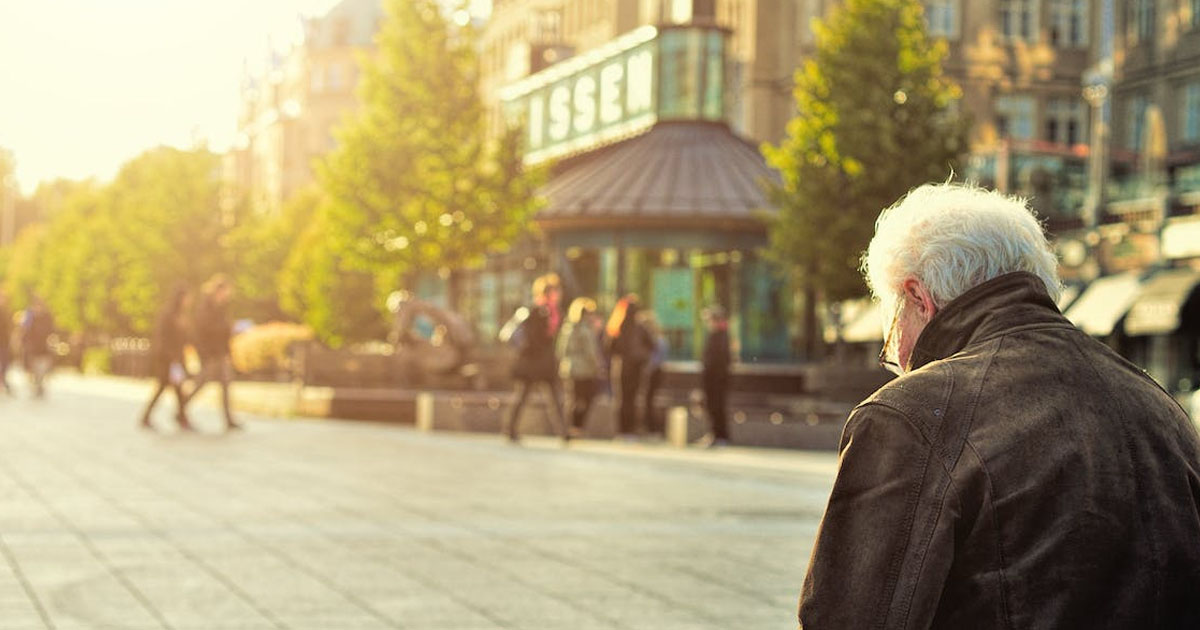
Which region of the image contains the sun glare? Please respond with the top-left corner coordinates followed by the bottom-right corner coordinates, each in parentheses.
top-left (0, 0), bottom-right (342, 194)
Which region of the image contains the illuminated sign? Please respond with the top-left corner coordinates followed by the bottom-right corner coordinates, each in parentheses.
top-left (500, 25), bottom-right (727, 165)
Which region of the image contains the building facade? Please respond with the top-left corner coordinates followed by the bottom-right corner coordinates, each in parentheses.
top-left (1055, 0), bottom-right (1200, 396)
top-left (226, 0), bottom-right (383, 214)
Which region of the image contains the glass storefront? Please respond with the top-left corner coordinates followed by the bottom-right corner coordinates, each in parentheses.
top-left (555, 235), bottom-right (791, 363)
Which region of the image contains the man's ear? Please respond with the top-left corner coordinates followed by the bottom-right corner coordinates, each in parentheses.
top-left (902, 277), bottom-right (938, 322)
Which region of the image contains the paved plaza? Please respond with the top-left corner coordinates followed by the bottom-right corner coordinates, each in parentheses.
top-left (0, 377), bottom-right (838, 629)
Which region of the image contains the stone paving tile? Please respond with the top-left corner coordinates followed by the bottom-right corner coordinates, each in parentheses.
top-left (0, 383), bottom-right (836, 629)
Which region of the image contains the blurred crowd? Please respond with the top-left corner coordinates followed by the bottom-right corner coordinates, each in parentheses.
top-left (499, 273), bottom-right (732, 447)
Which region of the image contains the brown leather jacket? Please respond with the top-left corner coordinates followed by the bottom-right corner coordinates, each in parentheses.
top-left (799, 272), bottom-right (1200, 629)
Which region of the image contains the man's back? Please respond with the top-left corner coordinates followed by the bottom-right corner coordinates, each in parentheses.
top-left (932, 321), bottom-right (1200, 628)
top-left (800, 273), bottom-right (1200, 629)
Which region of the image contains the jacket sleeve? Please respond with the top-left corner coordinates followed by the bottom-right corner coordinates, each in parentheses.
top-left (799, 403), bottom-right (955, 630)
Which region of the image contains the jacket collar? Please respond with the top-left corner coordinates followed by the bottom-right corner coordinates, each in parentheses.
top-left (908, 271), bottom-right (1066, 371)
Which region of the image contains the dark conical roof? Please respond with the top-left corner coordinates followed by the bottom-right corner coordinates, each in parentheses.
top-left (537, 122), bottom-right (779, 230)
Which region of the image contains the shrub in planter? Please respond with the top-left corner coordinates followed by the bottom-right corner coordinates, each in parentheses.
top-left (230, 322), bottom-right (314, 379)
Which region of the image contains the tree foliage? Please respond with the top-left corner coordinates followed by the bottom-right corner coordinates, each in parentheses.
top-left (1, 147), bottom-right (231, 337)
top-left (277, 195), bottom-right (385, 348)
top-left (318, 0), bottom-right (542, 285)
top-left (763, 0), bottom-right (967, 306)
top-left (1, 0), bottom-right (542, 352)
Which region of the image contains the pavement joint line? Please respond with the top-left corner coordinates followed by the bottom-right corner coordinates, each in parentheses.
top-left (208, 438), bottom-right (619, 630)
top-left (112, 427), bottom-right (525, 630)
top-left (0, 532), bottom-right (56, 630)
top-left (666, 562), bottom-right (784, 609)
top-left (1, 388), bottom-right (824, 628)
top-left (48, 429), bottom-right (406, 630)
top-left (221, 429), bottom-right (693, 629)
top-left (0, 435), bottom-right (175, 630)
top-left (273, 445), bottom-right (727, 628)
top-left (203, 464), bottom-right (516, 630)
top-left (11, 432), bottom-right (290, 630)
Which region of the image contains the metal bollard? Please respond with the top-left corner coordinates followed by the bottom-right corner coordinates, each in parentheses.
top-left (416, 392), bottom-right (435, 432)
top-left (667, 406), bottom-right (689, 448)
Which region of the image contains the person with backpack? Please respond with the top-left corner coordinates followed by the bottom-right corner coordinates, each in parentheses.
top-left (501, 303), bottom-right (569, 444)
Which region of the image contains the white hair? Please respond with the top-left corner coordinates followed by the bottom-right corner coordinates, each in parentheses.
top-left (863, 182), bottom-right (1062, 313)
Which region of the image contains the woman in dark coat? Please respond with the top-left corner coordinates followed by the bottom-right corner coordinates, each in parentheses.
top-left (502, 305), bottom-right (569, 443)
top-left (139, 287), bottom-right (194, 430)
top-left (608, 296), bottom-right (654, 439)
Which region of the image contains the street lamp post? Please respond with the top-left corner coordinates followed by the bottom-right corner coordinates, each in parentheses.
top-left (1082, 81), bottom-right (1108, 233)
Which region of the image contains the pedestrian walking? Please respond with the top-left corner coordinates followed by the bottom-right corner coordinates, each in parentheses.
top-left (607, 295), bottom-right (654, 440)
top-left (21, 297), bottom-right (55, 399)
top-left (696, 305), bottom-right (731, 448)
top-left (501, 303), bottom-right (569, 444)
top-left (0, 292), bottom-right (13, 396)
top-left (558, 297), bottom-right (605, 437)
top-left (639, 310), bottom-right (668, 437)
top-left (531, 273), bottom-right (564, 336)
top-left (798, 183), bottom-right (1200, 629)
top-left (139, 287), bottom-right (194, 431)
top-left (182, 275), bottom-right (242, 431)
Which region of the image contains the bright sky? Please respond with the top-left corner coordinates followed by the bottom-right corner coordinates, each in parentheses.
top-left (0, 0), bottom-right (348, 194)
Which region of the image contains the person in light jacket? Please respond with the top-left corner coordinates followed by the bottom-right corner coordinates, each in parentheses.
top-left (558, 297), bottom-right (605, 437)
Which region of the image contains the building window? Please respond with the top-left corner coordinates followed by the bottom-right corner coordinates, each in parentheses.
top-left (1128, 0), bottom-right (1154, 43)
top-left (1049, 0), bottom-right (1087, 47)
top-left (1045, 97), bottom-right (1087, 146)
top-left (995, 95), bottom-right (1036, 141)
top-left (1126, 94), bottom-right (1149, 151)
top-left (1184, 82), bottom-right (1200, 143)
top-left (924, 0), bottom-right (960, 39)
top-left (999, 0), bottom-right (1039, 42)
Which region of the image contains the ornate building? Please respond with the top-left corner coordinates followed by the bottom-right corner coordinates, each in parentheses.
top-left (226, 0), bottom-right (383, 213)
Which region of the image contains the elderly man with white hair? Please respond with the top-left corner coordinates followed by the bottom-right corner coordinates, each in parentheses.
top-left (798, 183), bottom-right (1200, 629)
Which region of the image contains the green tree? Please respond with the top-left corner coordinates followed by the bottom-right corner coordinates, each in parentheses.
top-left (1, 148), bottom-right (232, 340)
top-left (226, 185), bottom-right (321, 322)
top-left (763, 0), bottom-right (967, 358)
top-left (105, 147), bottom-right (229, 331)
top-left (278, 203), bottom-right (385, 347)
top-left (2, 223), bottom-right (45, 309)
top-left (317, 0), bottom-right (542, 309)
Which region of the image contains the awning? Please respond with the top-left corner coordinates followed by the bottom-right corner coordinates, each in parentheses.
top-left (1123, 268), bottom-right (1200, 336)
top-left (1064, 272), bottom-right (1143, 336)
